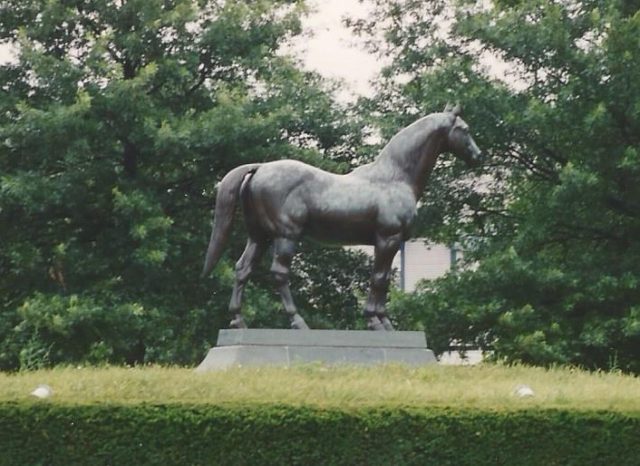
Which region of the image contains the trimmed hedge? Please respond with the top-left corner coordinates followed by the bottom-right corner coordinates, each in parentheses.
top-left (0, 403), bottom-right (638, 465)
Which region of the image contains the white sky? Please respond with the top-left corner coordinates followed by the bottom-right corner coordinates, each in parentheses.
top-left (292, 0), bottom-right (380, 99)
top-left (0, 44), bottom-right (13, 65)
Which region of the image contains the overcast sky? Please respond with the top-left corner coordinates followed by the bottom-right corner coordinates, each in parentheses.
top-left (292, 0), bottom-right (380, 99)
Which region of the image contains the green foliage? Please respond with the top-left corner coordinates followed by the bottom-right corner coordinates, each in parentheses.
top-left (290, 245), bottom-right (372, 330)
top-left (354, 0), bottom-right (640, 371)
top-left (0, 402), bottom-right (638, 465)
top-left (0, 0), bottom-right (370, 369)
top-left (2, 365), bottom-right (639, 462)
top-left (4, 364), bottom-right (640, 411)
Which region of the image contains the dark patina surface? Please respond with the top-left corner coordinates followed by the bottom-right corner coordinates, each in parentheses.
top-left (203, 104), bottom-right (482, 330)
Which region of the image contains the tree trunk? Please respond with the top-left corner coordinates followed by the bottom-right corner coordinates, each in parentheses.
top-left (122, 139), bottom-right (138, 178)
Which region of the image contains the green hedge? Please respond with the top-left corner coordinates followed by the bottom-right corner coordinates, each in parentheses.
top-left (1, 403), bottom-right (638, 465)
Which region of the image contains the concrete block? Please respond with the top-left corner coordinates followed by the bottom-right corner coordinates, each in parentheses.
top-left (196, 329), bottom-right (436, 371)
top-left (216, 329), bottom-right (428, 348)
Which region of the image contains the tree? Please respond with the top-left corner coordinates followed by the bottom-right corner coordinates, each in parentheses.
top-left (0, 0), bottom-right (370, 369)
top-left (352, 0), bottom-right (640, 371)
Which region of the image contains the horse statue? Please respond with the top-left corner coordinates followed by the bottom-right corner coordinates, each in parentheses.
top-left (202, 104), bottom-right (482, 330)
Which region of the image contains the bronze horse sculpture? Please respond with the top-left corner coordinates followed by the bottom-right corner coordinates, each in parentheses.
top-left (202, 104), bottom-right (482, 330)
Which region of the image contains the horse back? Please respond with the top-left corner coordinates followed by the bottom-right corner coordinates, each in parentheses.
top-left (245, 159), bottom-right (416, 243)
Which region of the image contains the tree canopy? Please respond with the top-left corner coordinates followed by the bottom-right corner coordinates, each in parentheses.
top-left (0, 0), bottom-right (371, 369)
top-left (2, 0), bottom-right (639, 373)
top-left (354, 0), bottom-right (640, 371)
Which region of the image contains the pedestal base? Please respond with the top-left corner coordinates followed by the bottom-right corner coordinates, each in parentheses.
top-left (196, 329), bottom-right (436, 371)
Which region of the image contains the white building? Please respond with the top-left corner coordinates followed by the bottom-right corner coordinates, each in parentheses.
top-left (397, 241), bottom-right (460, 292)
top-left (352, 240), bottom-right (460, 292)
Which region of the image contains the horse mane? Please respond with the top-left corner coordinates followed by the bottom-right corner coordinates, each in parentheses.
top-left (347, 111), bottom-right (454, 183)
top-left (376, 113), bottom-right (452, 168)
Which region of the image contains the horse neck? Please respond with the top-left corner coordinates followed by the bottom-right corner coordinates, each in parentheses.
top-left (370, 114), bottom-right (450, 196)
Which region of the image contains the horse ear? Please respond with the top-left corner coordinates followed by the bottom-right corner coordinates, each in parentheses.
top-left (443, 102), bottom-right (453, 112)
top-left (451, 103), bottom-right (462, 116)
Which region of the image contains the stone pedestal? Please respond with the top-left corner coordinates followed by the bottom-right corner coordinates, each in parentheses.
top-left (196, 329), bottom-right (436, 371)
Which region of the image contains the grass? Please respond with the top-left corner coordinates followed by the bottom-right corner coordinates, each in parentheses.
top-left (1, 363), bottom-right (639, 412)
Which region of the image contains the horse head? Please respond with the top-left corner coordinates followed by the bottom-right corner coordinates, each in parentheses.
top-left (443, 103), bottom-right (483, 167)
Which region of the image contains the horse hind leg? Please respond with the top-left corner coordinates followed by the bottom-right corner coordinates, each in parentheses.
top-left (271, 238), bottom-right (309, 330)
top-left (228, 238), bottom-right (267, 329)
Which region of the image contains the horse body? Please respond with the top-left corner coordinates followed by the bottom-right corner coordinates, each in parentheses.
top-left (203, 105), bottom-right (482, 330)
top-left (246, 159), bottom-right (417, 245)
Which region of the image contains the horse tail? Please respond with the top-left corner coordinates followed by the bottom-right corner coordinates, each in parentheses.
top-left (201, 163), bottom-right (261, 277)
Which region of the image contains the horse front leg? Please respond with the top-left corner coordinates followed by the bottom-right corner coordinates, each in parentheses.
top-left (271, 238), bottom-right (309, 330)
top-left (228, 238), bottom-right (267, 329)
top-left (364, 233), bottom-right (402, 331)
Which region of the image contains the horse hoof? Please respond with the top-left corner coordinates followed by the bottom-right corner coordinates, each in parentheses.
top-left (367, 318), bottom-right (385, 331)
top-left (380, 317), bottom-right (395, 331)
top-left (230, 316), bottom-right (248, 329)
top-left (290, 315), bottom-right (309, 330)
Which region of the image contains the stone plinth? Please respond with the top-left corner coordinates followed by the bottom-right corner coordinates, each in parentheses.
top-left (196, 329), bottom-right (436, 371)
